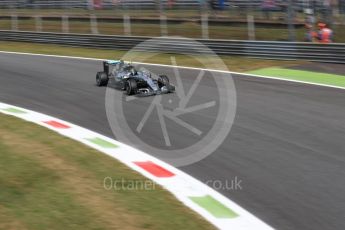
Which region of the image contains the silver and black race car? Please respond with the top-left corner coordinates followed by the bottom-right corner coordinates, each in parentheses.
top-left (96, 60), bottom-right (175, 96)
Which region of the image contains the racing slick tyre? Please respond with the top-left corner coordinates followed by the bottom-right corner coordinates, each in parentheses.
top-left (96, 72), bottom-right (108, 87)
top-left (158, 75), bottom-right (174, 93)
top-left (125, 78), bottom-right (137, 95)
top-left (158, 75), bottom-right (169, 87)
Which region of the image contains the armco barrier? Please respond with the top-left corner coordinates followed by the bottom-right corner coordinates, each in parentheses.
top-left (0, 30), bottom-right (344, 63)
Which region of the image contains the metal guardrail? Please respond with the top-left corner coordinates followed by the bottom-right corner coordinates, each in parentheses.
top-left (0, 30), bottom-right (344, 63)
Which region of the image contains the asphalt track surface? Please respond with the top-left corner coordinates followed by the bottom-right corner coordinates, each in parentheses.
top-left (0, 53), bottom-right (344, 230)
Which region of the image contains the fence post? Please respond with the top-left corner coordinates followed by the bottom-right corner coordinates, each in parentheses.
top-left (62, 15), bottom-right (69, 33)
top-left (35, 15), bottom-right (42, 32)
top-left (160, 14), bottom-right (168, 36)
top-left (201, 13), bottom-right (209, 39)
top-left (11, 14), bottom-right (18, 31)
top-left (123, 14), bottom-right (131, 36)
top-left (90, 14), bottom-right (99, 34)
top-left (287, 0), bottom-right (296, 41)
top-left (247, 15), bottom-right (255, 40)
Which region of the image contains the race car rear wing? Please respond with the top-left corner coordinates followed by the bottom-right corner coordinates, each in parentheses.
top-left (105, 60), bottom-right (123, 65)
top-left (103, 60), bottom-right (124, 75)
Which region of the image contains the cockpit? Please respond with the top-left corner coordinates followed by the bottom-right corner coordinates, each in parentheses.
top-left (123, 65), bottom-right (137, 76)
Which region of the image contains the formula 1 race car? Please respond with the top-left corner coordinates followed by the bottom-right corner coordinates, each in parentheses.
top-left (96, 60), bottom-right (175, 96)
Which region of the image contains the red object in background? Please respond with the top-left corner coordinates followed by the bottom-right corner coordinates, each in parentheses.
top-left (167, 0), bottom-right (175, 8)
top-left (93, 0), bottom-right (103, 9)
top-left (319, 28), bottom-right (333, 43)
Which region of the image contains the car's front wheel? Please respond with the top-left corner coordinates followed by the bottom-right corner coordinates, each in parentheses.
top-left (158, 75), bottom-right (174, 93)
top-left (158, 75), bottom-right (169, 87)
top-left (125, 78), bottom-right (137, 95)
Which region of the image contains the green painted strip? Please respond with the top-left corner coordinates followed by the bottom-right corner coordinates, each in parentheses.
top-left (85, 137), bottom-right (118, 148)
top-left (247, 68), bottom-right (345, 88)
top-left (2, 107), bottom-right (27, 114)
top-left (189, 195), bottom-right (238, 218)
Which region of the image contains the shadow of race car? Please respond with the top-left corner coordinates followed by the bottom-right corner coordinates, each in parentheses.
top-left (96, 60), bottom-right (175, 96)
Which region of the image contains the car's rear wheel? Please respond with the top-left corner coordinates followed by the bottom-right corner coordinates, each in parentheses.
top-left (96, 72), bottom-right (109, 87)
top-left (125, 78), bottom-right (137, 95)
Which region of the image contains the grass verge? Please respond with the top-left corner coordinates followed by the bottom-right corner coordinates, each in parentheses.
top-left (0, 113), bottom-right (215, 230)
top-left (248, 67), bottom-right (345, 88)
top-left (0, 41), bottom-right (303, 72)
